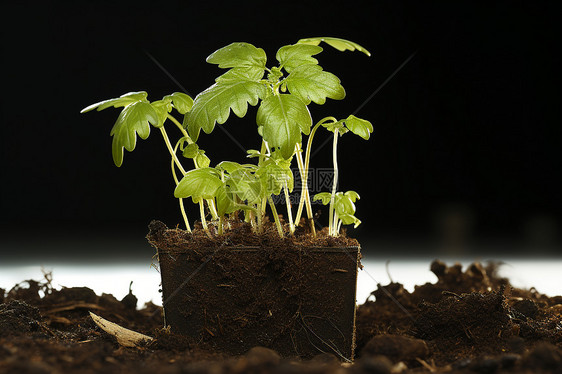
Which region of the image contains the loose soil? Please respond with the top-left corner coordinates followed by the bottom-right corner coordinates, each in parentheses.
top-left (1, 224), bottom-right (561, 373)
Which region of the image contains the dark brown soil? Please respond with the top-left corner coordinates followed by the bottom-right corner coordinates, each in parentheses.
top-left (1, 227), bottom-right (561, 373)
top-left (148, 220), bottom-right (360, 360)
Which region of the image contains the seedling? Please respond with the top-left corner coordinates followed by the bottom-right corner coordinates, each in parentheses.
top-left (82, 37), bottom-right (373, 237)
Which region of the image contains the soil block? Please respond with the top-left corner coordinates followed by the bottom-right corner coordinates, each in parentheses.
top-left (148, 220), bottom-right (361, 361)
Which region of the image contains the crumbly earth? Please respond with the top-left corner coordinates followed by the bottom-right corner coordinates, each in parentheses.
top-left (1, 254), bottom-right (561, 373)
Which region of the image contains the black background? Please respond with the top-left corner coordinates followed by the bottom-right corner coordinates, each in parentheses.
top-left (1, 1), bottom-right (560, 256)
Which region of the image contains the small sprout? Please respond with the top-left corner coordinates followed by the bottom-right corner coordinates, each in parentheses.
top-left (83, 37), bottom-right (373, 238)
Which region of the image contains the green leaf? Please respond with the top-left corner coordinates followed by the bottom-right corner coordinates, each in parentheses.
top-left (109, 101), bottom-right (159, 167)
top-left (276, 44), bottom-right (323, 73)
top-left (256, 161), bottom-right (292, 196)
top-left (174, 167), bottom-right (222, 203)
top-left (216, 161), bottom-right (244, 174)
top-left (81, 91), bottom-right (148, 113)
top-left (313, 192), bottom-right (332, 205)
top-left (334, 193), bottom-right (356, 216)
top-left (182, 143), bottom-right (199, 158)
top-left (284, 64), bottom-right (345, 105)
top-left (256, 94), bottom-right (312, 159)
top-left (195, 151), bottom-right (210, 168)
top-left (226, 168), bottom-right (262, 204)
top-left (150, 99), bottom-right (172, 128)
top-left (344, 190), bottom-right (360, 202)
top-left (215, 185), bottom-right (257, 216)
top-left (339, 213), bottom-right (362, 228)
top-left (186, 80), bottom-right (267, 140)
top-left (344, 115), bottom-right (373, 140)
top-left (323, 120), bottom-right (348, 134)
top-left (207, 42), bottom-right (267, 81)
top-left (297, 37), bottom-right (371, 57)
top-left (246, 149), bottom-right (261, 158)
top-left (164, 92), bottom-right (193, 114)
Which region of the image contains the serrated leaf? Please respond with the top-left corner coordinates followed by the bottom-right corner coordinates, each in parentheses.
top-left (344, 115), bottom-right (373, 140)
top-left (207, 42), bottom-right (267, 81)
top-left (164, 92), bottom-right (193, 114)
top-left (313, 192), bottom-right (332, 205)
top-left (81, 91), bottom-right (148, 113)
top-left (276, 44), bottom-right (323, 73)
top-left (297, 37), bottom-right (371, 57)
top-left (256, 94), bottom-right (312, 159)
top-left (185, 80), bottom-right (267, 140)
top-left (174, 168), bottom-right (222, 203)
top-left (284, 65), bottom-right (345, 105)
top-left (182, 143), bottom-right (199, 158)
top-left (109, 101), bottom-right (159, 167)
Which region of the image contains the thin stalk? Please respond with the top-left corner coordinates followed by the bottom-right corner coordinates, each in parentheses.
top-left (294, 145), bottom-right (307, 223)
top-left (257, 198), bottom-right (266, 234)
top-left (283, 183), bottom-right (295, 234)
top-left (166, 114), bottom-right (191, 141)
top-left (218, 215), bottom-right (224, 235)
top-left (160, 127), bottom-right (186, 175)
top-left (199, 200), bottom-right (211, 237)
top-left (165, 116), bottom-right (220, 218)
top-left (206, 199), bottom-right (219, 220)
top-left (329, 128), bottom-right (340, 236)
top-left (268, 196), bottom-right (284, 237)
top-left (248, 209), bottom-right (257, 233)
top-left (295, 117), bottom-right (337, 230)
top-left (294, 145), bottom-right (316, 236)
top-left (171, 137), bottom-right (191, 231)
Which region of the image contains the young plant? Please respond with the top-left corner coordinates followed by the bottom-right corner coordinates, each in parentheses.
top-left (82, 37), bottom-right (373, 238)
top-left (309, 115), bottom-right (373, 235)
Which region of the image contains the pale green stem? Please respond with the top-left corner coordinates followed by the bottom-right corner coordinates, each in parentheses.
top-left (337, 217), bottom-right (343, 234)
top-left (218, 215), bottom-right (224, 235)
top-left (166, 115), bottom-right (220, 217)
top-left (268, 196), bottom-right (284, 237)
top-left (294, 145), bottom-right (316, 237)
top-left (283, 183), bottom-right (295, 234)
top-left (248, 209), bottom-right (257, 233)
top-left (199, 200), bottom-right (211, 237)
top-left (206, 199), bottom-right (219, 220)
top-left (295, 117), bottom-right (338, 234)
top-left (166, 114), bottom-right (191, 141)
top-left (160, 127), bottom-right (186, 175)
top-left (294, 144), bottom-right (307, 223)
top-left (329, 128), bottom-right (339, 236)
top-left (171, 135), bottom-right (191, 232)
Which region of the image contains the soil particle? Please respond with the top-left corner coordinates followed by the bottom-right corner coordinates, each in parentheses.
top-left (414, 290), bottom-right (510, 343)
top-left (354, 356), bottom-right (393, 374)
top-left (360, 334), bottom-right (429, 363)
top-left (521, 342), bottom-right (562, 371)
top-left (512, 298), bottom-right (538, 319)
top-left (0, 300), bottom-right (42, 336)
